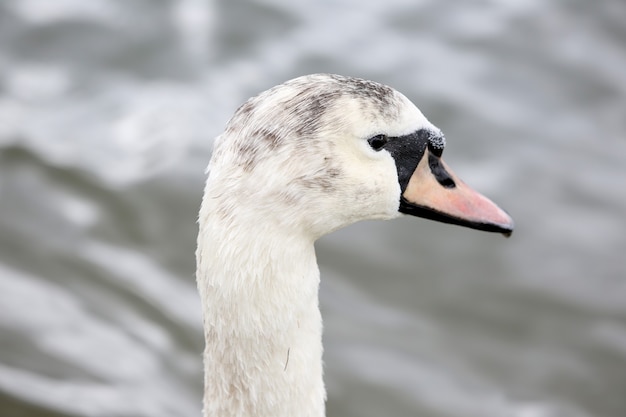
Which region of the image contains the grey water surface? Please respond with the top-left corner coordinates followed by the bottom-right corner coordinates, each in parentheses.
top-left (1, 1), bottom-right (625, 416)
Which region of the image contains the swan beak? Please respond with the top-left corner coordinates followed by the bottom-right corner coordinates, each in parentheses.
top-left (399, 151), bottom-right (514, 237)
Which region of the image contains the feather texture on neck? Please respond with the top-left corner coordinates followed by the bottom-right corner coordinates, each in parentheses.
top-left (197, 176), bottom-right (326, 417)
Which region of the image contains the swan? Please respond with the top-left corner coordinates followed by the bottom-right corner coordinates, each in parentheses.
top-left (196, 73), bottom-right (513, 417)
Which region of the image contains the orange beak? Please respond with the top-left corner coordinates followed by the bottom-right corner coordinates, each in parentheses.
top-left (400, 150), bottom-right (514, 237)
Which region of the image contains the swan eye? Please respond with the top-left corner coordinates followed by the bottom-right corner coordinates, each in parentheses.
top-left (367, 134), bottom-right (389, 151)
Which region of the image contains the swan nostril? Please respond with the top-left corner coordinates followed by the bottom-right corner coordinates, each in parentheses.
top-left (428, 153), bottom-right (456, 188)
top-left (439, 176), bottom-right (456, 188)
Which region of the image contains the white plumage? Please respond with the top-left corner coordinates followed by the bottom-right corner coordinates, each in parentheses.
top-left (196, 74), bottom-right (513, 417)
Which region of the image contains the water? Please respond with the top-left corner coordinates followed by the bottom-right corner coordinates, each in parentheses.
top-left (1, 0), bottom-right (625, 416)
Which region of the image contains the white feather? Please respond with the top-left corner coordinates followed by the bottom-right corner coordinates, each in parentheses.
top-left (196, 74), bottom-right (437, 417)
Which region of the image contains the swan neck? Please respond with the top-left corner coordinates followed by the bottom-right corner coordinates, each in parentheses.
top-left (196, 212), bottom-right (325, 417)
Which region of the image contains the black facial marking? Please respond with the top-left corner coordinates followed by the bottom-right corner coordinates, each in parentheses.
top-left (380, 129), bottom-right (433, 192)
top-left (428, 153), bottom-right (456, 188)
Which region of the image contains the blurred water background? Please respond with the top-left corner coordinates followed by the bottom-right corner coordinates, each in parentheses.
top-left (1, 0), bottom-right (625, 416)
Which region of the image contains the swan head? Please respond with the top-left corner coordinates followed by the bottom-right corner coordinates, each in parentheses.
top-left (205, 74), bottom-right (513, 239)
